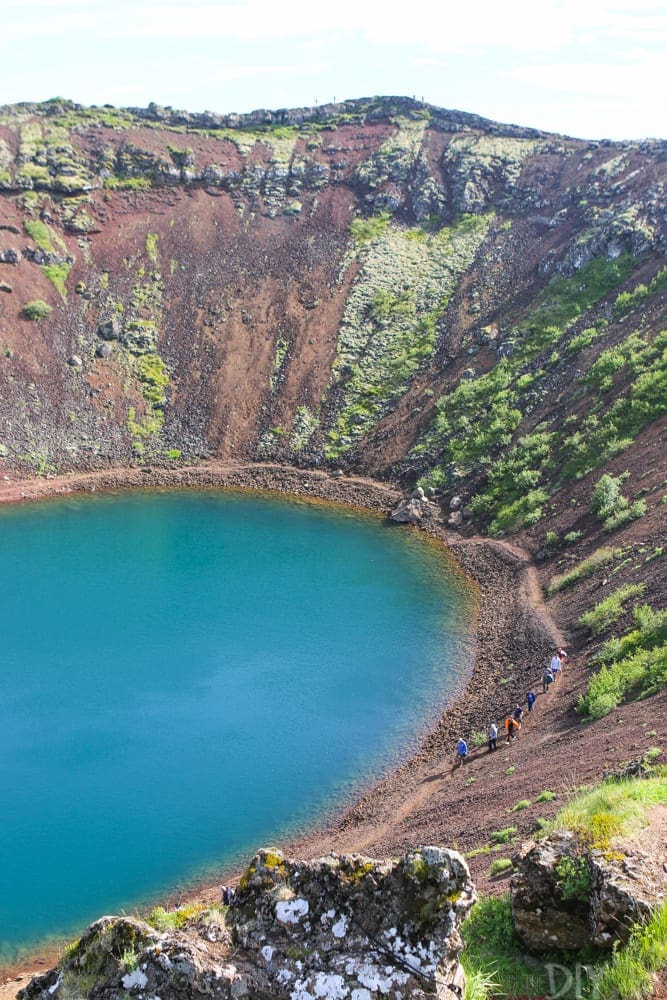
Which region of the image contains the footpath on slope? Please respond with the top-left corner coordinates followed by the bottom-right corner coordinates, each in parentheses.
top-left (1, 462), bottom-right (665, 997)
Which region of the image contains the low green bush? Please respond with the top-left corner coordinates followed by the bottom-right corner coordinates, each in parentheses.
top-left (535, 789), bottom-right (557, 803)
top-left (489, 858), bottom-right (513, 876)
top-left (554, 854), bottom-right (591, 901)
top-left (148, 903), bottom-right (209, 930)
top-left (22, 299), bottom-right (52, 320)
top-left (578, 602), bottom-right (667, 718)
top-left (579, 584), bottom-right (646, 635)
top-left (592, 472), bottom-right (630, 522)
top-left (489, 826), bottom-right (517, 845)
top-left (603, 500), bottom-right (646, 532)
top-left (348, 212), bottom-right (391, 244)
top-left (547, 547), bottom-right (622, 595)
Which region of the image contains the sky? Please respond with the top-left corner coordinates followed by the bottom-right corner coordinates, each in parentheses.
top-left (1, 0), bottom-right (665, 141)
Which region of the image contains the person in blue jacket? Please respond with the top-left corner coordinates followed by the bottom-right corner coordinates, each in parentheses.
top-left (455, 737), bottom-right (469, 766)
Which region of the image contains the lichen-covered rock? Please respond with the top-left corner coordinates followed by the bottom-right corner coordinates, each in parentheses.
top-left (510, 831), bottom-right (667, 953)
top-left (588, 847), bottom-right (666, 947)
top-left (20, 847), bottom-right (475, 1000)
top-left (510, 832), bottom-right (591, 951)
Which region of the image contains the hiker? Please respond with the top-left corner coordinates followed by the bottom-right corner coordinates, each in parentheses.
top-left (505, 716), bottom-right (520, 743)
top-left (526, 690), bottom-right (536, 713)
top-left (488, 721), bottom-right (498, 752)
top-left (559, 647), bottom-right (568, 666)
top-left (221, 885), bottom-right (235, 906)
top-left (550, 650), bottom-right (562, 680)
top-left (455, 737), bottom-right (468, 766)
top-left (543, 667), bottom-right (554, 693)
top-left (513, 703), bottom-right (524, 723)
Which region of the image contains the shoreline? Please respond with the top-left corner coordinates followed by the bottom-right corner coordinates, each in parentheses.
top-left (0, 462), bottom-right (560, 990)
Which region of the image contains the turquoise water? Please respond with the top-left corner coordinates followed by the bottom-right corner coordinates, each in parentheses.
top-left (0, 490), bottom-right (472, 960)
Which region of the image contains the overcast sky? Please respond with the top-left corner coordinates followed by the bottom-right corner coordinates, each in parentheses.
top-left (2, 0), bottom-right (665, 141)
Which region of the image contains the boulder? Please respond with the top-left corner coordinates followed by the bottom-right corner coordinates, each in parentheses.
top-left (391, 496), bottom-right (434, 524)
top-left (510, 832), bottom-right (591, 952)
top-left (511, 829), bottom-right (667, 953)
top-left (0, 247), bottom-right (20, 264)
top-left (589, 848), bottom-right (664, 947)
top-left (97, 316), bottom-right (121, 341)
top-left (20, 847), bottom-right (476, 1000)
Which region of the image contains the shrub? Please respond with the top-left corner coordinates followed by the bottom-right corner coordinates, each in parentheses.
top-left (148, 903), bottom-right (208, 930)
top-left (592, 472), bottom-right (629, 522)
top-left (579, 583), bottom-right (646, 635)
top-left (547, 546), bottom-right (621, 594)
top-left (489, 488), bottom-right (549, 534)
top-left (578, 601), bottom-right (667, 718)
top-left (43, 262), bottom-right (71, 298)
top-left (597, 605), bottom-right (667, 664)
top-left (554, 854), bottom-right (591, 902)
top-left (612, 266), bottom-right (667, 317)
top-left (490, 858), bottom-right (513, 876)
top-left (511, 799), bottom-right (532, 812)
top-left (489, 826), bottom-right (517, 845)
top-left (22, 299), bottom-right (52, 320)
top-left (349, 212), bottom-right (391, 244)
top-left (568, 327), bottom-right (600, 353)
top-left (603, 499), bottom-right (646, 532)
top-left (535, 789), bottom-right (556, 803)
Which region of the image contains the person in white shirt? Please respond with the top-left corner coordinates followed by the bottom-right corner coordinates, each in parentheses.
top-left (550, 651), bottom-right (562, 679)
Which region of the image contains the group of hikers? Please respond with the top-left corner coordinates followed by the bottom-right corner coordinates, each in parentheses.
top-left (455, 648), bottom-right (567, 766)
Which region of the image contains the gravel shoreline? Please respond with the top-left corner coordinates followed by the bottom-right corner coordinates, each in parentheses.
top-left (0, 462), bottom-right (561, 989)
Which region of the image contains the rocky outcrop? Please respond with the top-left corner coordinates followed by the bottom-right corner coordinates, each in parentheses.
top-left (510, 832), bottom-right (591, 951)
top-left (510, 830), bottom-right (666, 952)
top-left (20, 846), bottom-right (475, 1000)
top-left (391, 488), bottom-right (439, 525)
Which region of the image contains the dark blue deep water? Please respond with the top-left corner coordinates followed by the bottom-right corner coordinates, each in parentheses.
top-left (0, 490), bottom-right (473, 960)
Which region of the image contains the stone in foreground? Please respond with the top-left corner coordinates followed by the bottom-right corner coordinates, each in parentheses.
top-left (20, 846), bottom-right (475, 999)
top-left (510, 830), bottom-right (666, 952)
